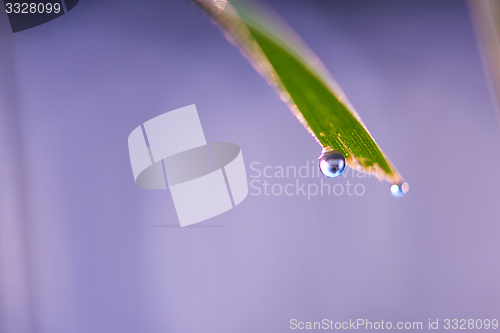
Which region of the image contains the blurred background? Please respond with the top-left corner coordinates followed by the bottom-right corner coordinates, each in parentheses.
top-left (1, 0), bottom-right (499, 332)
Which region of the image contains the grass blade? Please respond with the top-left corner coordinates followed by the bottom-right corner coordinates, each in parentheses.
top-left (193, 0), bottom-right (404, 185)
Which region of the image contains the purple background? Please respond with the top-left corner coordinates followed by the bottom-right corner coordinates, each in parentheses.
top-left (1, 0), bottom-right (499, 332)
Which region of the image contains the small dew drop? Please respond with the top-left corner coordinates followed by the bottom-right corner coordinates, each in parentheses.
top-left (280, 91), bottom-right (291, 102)
top-left (214, 0), bottom-right (227, 12)
top-left (391, 182), bottom-right (409, 198)
top-left (319, 150), bottom-right (346, 178)
top-left (319, 132), bottom-right (326, 137)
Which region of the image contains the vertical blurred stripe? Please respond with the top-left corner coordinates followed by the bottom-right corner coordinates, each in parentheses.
top-left (0, 15), bottom-right (77, 333)
top-left (468, 0), bottom-right (500, 125)
top-left (0, 20), bottom-right (35, 333)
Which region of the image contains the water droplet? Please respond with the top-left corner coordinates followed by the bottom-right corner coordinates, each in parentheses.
top-left (280, 91), bottom-right (291, 102)
top-left (390, 182), bottom-right (409, 198)
top-left (319, 132), bottom-right (326, 137)
top-left (319, 150), bottom-right (346, 178)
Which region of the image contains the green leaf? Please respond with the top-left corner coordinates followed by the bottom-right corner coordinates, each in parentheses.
top-left (192, 0), bottom-right (404, 185)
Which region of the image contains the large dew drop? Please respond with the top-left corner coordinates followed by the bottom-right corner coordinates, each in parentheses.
top-left (319, 150), bottom-right (346, 178)
top-left (391, 182), bottom-right (409, 198)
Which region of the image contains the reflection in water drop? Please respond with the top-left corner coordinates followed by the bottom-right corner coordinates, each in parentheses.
top-left (391, 182), bottom-right (409, 198)
top-left (319, 150), bottom-right (346, 178)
